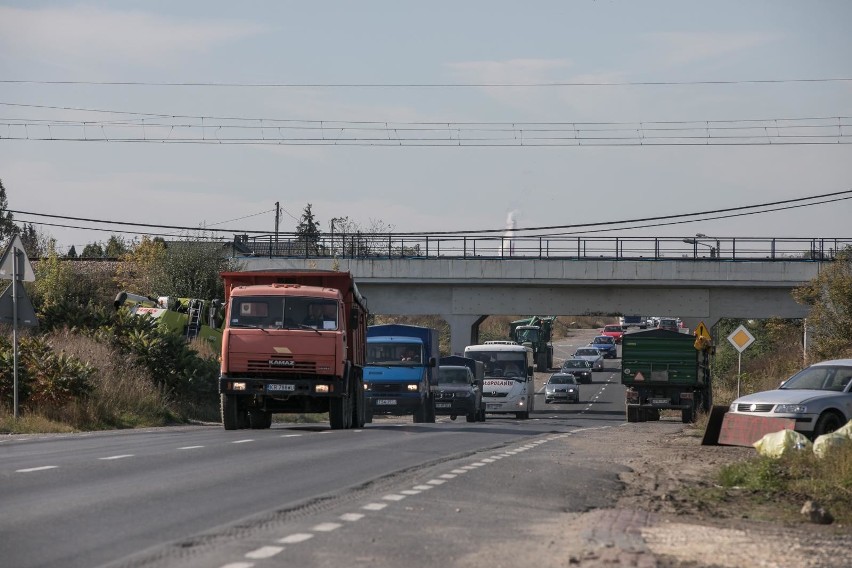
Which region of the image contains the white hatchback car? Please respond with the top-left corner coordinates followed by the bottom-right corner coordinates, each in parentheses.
top-left (728, 359), bottom-right (852, 438)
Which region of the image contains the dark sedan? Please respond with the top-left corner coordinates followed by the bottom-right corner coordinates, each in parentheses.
top-left (560, 358), bottom-right (594, 384)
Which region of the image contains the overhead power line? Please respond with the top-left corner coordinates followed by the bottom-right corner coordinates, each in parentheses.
top-left (10, 188), bottom-right (852, 238)
top-left (2, 78), bottom-right (851, 88)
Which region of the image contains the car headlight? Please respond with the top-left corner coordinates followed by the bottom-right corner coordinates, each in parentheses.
top-left (729, 402), bottom-right (737, 412)
top-left (407, 384), bottom-right (419, 392)
top-left (774, 404), bottom-right (807, 414)
top-left (568, 388), bottom-right (575, 393)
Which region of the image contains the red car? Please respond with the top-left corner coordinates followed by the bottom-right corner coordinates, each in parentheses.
top-left (600, 324), bottom-right (624, 344)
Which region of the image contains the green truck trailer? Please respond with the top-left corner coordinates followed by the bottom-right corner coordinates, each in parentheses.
top-left (621, 329), bottom-right (712, 423)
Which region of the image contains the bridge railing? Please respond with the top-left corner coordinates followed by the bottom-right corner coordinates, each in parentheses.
top-left (232, 234), bottom-right (850, 261)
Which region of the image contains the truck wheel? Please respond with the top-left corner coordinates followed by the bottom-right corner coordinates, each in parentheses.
top-left (329, 397), bottom-right (351, 429)
top-left (221, 394), bottom-right (240, 430)
top-left (547, 347), bottom-right (554, 371)
top-left (626, 404), bottom-right (639, 423)
top-left (426, 397), bottom-right (436, 423)
top-left (248, 409), bottom-right (271, 429)
top-left (412, 405), bottom-right (425, 423)
top-left (479, 405), bottom-right (487, 422)
top-left (814, 411), bottom-right (845, 437)
top-left (354, 383), bottom-right (366, 428)
top-left (515, 411), bottom-right (530, 419)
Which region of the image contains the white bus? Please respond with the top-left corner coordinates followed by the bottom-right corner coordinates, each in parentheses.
top-left (464, 342), bottom-right (535, 419)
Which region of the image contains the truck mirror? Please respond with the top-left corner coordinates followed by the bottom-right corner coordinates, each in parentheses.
top-left (527, 366), bottom-right (534, 376)
top-left (429, 357), bottom-right (437, 368)
top-left (349, 307), bottom-right (359, 328)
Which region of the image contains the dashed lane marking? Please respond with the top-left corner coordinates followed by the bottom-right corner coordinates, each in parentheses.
top-left (178, 446), bottom-right (204, 450)
top-left (245, 546), bottom-right (284, 560)
top-left (362, 503), bottom-right (388, 511)
top-left (99, 455), bottom-right (134, 460)
top-left (277, 533), bottom-right (313, 544)
top-left (382, 494), bottom-right (406, 501)
top-left (231, 440), bottom-right (254, 444)
top-left (312, 522), bottom-right (342, 532)
top-left (339, 513), bottom-right (364, 522)
top-left (16, 466), bottom-right (58, 473)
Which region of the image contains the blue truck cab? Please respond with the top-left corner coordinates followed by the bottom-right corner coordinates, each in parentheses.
top-left (364, 324), bottom-right (439, 423)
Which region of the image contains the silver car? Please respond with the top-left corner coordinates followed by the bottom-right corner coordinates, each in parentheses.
top-left (544, 373), bottom-right (581, 404)
top-left (728, 359), bottom-right (852, 438)
top-left (573, 347), bottom-right (604, 372)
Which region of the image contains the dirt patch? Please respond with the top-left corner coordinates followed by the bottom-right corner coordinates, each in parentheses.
top-left (562, 420), bottom-right (852, 567)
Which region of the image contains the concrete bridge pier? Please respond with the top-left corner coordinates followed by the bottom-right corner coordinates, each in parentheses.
top-left (443, 314), bottom-right (487, 355)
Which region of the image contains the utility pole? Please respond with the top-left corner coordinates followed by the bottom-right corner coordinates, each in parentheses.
top-left (274, 202), bottom-right (280, 254)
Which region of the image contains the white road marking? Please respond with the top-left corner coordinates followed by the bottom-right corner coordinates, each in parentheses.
top-left (245, 546), bottom-right (284, 559)
top-left (451, 469), bottom-right (468, 474)
top-left (99, 454), bottom-right (134, 460)
top-left (412, 485), bottom-right (433, 490)
top-left (220, 563), bottom-right (254, 568)
top-left (400, 489), bottom-right (422, 495)
top-left (278, 533), bottom-right (313, 544)
top-left (383, 494), bottom-right (406, 501)
top-left (340, 513), bottom-right (365, 522)
top-left (427, 479), bottom-right (447, 485)
top-left (313, 522), bottom-right (342, 532)
top-left (439, 473), bottom-right (457, 479)
top-left (280, 434), bottom-right (301, 438)
top-left (178, 446), bottom-right (204, 450)
top-left (232, 439), bottom-right (253, 444)
top-left (481, 458), bottom-right (495, 463)
top-left (16, 466), bottom-right (58, 473)
top-left (363, 503), bottom-right (388, 511)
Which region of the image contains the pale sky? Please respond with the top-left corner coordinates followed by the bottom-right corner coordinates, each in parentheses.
top-left (1, 1), bottom-right (851, 254)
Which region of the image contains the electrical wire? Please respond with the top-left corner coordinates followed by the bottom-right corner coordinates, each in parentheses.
top-left (9, 188), bottom-right (852, 238)
top-left (2, 78), bottom-right (851, 88)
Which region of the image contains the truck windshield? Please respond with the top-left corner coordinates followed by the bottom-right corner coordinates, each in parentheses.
top-left (516, 328), bottom-right (540, 343)
top-left (229, 296), bottom-right (338, 330)
top-left (367, 342), bottom-right (423, 365)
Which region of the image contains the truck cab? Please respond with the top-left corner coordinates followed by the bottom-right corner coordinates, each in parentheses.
top-left (364, 324), bottom-right (439, 423)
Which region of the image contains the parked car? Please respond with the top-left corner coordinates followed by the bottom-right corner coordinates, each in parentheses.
top-left (600, 324), bottom-right (625, 344)
top-left (590, 335), bottom-right (618, 359)
top-left (560, 359), bottom-right (594, 384)
top-left (544, 373), bottom-right (581, 404)
top-left (727, 359), bottom-right (852, 439)
top-left (433, 365), bottom-right (485, 423)
top-left (572, 347), bottom-right (605, 371)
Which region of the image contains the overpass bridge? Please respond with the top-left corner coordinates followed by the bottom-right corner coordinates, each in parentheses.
top-left (230, 234), bottom-right (833, 354)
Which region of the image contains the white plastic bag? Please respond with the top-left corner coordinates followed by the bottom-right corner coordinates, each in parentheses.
top-left (813, 431), bottom-right (852, 459)
top-left (753, 429), bottom-right (813, 458)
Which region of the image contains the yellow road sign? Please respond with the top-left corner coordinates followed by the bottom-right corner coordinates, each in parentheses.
top-left (694, 321), bottom-right (712, 341)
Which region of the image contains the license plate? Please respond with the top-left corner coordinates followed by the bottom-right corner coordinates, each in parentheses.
top-left (487, 403), bottom-right (501, 409)
top-left (375, 399), bottom-right (397, 405)
top-left (436, 402), bottom-right (451, 408)
top-left (267, 384), bottom-right (295, 392)
top-left (650, 398), bottom-right (669, 405)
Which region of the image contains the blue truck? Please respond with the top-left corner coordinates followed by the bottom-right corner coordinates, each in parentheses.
top-left (364, 324), bottom-right (439, 423)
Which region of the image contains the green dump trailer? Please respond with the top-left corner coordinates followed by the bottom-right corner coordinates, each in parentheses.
top-left (621, 329), bottom-right (712, 423)
top-left (508, 316), bottom-right (556, 371)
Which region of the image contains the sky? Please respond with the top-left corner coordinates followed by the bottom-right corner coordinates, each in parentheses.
top-left (0, 1), bottom-right (851, 254)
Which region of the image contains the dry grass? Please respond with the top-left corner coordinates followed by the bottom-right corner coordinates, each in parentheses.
top-left (2, 329), bottom-right (179, 433)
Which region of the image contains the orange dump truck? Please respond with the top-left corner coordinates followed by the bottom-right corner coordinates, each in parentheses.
top-left (218, 270), bottom-right (368, 430)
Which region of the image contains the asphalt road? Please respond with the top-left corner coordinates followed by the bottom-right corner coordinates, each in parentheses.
top-left (0, 329), bottom-right (628, 568)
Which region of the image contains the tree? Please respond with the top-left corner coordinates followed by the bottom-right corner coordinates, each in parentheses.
top-left (0, 178), bottom-right (19, 243)
top-left (116, 236), bottom-right (167, 295)
top-left (296, 203), bottom-right (321, 255)
top-left (81, 242), bottom-right (105, 258)
top-left (66, 245), bottom-right (78, 259)
top-left (19, 222), bottom-right (51, 258)
top-left (149, 233), bottom-right (231, 299)
top-left (104, 235), bottom-right (128, 258)
top-left (793, 248), bottom-right (852, 360)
